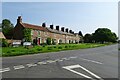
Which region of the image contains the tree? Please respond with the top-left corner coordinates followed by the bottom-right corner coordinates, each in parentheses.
top-left (23, 28), bottom-right (32, 42)
top-left (2, 19), bottom-right (14, 39)
top-left (83, 33), bottom-right (93, 43)
top-left (78, 31), bottom-right (83, 37)
top-left (93, 28), bottom-right (117, 43)
top-left (2, 39), bottom-right (8, 47)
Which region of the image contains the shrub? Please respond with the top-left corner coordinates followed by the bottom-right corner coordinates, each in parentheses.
top-left (11, 49), bottom-right (15, 52)
top-left (47, 47), bottom-right (52, 50)
top-left (7, 51), bottom-right (11, 53)
top-left (65, 46), bottom-right (68, 48)
top-left (52, 39), bottom-right (56, 45)
top-left (37, 48), bottom-right (42, 51)
top-left (41, 43), bottom-right (47, 47)
top-left (58, 46), bottom-right (62, 49)
top-left (54, 46), bottom-right (56, 48)
top-left (46, 38), bottom-right (52, 45)
top-left (2, 39), bottom-right (8, 47)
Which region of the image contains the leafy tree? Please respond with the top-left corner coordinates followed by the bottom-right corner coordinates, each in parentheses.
top-left (2, 39), bottom-right (8, 47)
top-left (93, 28), bottom-right (117, 43)
top-left (78, 31), bottom-right (83, 37)
top-left (83, 34), bottom-right (93, 43)
top-left (23, 28), bottom-right (32, 42)
top-left (2, 19), bottom-right (14, 39)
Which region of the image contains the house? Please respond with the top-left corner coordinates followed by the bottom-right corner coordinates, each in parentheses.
top-left (13, 16), bottom-right (81, 45)
top-left (0, 28), bottom-right (6, 39)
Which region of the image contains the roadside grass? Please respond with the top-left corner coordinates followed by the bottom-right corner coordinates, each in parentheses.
top-left (1, 43), bottom-right (111, 57)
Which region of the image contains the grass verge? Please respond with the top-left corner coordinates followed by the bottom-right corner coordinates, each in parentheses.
top-left (1, 43), bottom-right (112, 57)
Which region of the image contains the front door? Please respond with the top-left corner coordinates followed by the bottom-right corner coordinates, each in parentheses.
top-left (38, 38), bottom-right (40, 45)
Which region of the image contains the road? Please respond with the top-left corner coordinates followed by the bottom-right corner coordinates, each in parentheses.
top-left (1, 44), bottom-right (118, 80)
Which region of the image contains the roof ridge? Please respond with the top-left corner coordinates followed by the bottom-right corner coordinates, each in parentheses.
top-left (20, 22), bottom-right (47, 31)
top-left (22, 22), bottom-right (42, 27)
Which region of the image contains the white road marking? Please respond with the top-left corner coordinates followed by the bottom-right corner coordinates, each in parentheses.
top-left (80, 58), bottom-right (103, 64)
top-left (26, 63), bottom-right (37, 67)
top-left (46, 60), bottom-right (56, 63)
top-left (62, 58), bottom-right (68, 60)
top-left (63, 65), bottom-right (93, 79)
top-left (69, 56), bottom-right (77, 59)
top-left (62, 58), bottom-right (70, 60)
top-left (63, 64), bottom-right (103, 80)
top-left (78, 64), bottom-right (104, 80)
top-left (59, 59), bottom-right (63, 62)
top-left (37, 61), bottom-right (47, 65)
top-left (14, 65), bottom-right (25, 70)
top-left (0, 68), bottom-right (10, 73)
top-left (55, 59), bottom-right (61, 62)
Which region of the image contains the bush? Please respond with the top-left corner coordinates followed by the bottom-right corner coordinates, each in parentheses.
top-left (58, 46), bottom-right (62, 49)
top-left (52, 39), bottom-right (56, 45)
top-left (65, 46), bottom-right (68, 48)
top-left (2, 39), bottom-right (8, 47)
top-left (54, 46), bottom-right (56, 48)
top-left (47, 47), bottom-right (52, 50)
top-left (46, 38), bottom-right (52, 45)
top-left (41, 43), bottom-right (47, 47)
top-left (37, 48), bottom-right (42, 51)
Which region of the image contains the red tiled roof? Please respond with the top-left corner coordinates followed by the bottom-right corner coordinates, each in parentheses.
top-left (21, 23), bottom-right (48, 31)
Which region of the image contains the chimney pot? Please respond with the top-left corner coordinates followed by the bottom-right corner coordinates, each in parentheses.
top-left (69, 30), bottom-right (72, 33)
top-left (66, 28), bottom-right (68, 33)
top-left (42, 23), bottom-right (46, 27)
top-left (50, 25), bottom-right (54, 29)
top-left (56, 26), bottom-right (59, 30)
top-left (61, 27), bottom-right (64, 32)
top-left (17, 16), bottom-right (22, 23)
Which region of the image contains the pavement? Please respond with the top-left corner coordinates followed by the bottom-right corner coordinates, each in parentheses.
top-left (1, 44), bottom-right (119, 80)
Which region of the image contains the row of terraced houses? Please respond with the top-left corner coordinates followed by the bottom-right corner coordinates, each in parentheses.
top-left (13, 16), bottom-right (82, 45)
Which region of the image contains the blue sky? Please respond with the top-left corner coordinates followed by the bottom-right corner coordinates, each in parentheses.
top-left (2, 2), bottom-right (118, 35)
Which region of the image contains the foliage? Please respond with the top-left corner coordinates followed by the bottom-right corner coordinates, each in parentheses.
top-left (83, 34), bottom-right (93, 43)
top-left (92, 28), bottom-right (118, 43)
top-left (52, 39), bottom-right (56, 45)
top-left (78, 31), bottom-right (83, 37)
top-left (23, 28), bottom-right (32, 42)
top-left (46, 38), bottom-right (51, 45)
top-left (2, 19), bottom-right (14, 39)
top-left (2, 39), bottom-right (8, 47)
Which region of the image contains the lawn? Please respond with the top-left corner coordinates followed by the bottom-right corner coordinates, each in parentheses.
top-left (1, 43), bottom-right (109, 57)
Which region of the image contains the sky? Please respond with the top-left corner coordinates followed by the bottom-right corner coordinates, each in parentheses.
top-left (2, 2), bottom-right (118, 36)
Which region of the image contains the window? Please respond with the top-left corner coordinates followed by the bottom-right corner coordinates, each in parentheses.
top-left (38, 31), bottom-right (40, 35)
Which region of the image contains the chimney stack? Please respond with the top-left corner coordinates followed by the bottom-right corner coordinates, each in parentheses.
top-left (61, 27), bottom-right (64, 32)
top-left (42, 23), bottom-right (46, 27)
top-left (66, 28), bottom-right (68, 33)
top-left (69, 30), bottom-right (72, 33)
top-left (17, 16), bottom-right (22, 23)
top-left (50, 25), bottom-right (54, 29)
top-left (72, 31), bottom-right (74, 34)
top-left (56, 26), bottom-right (59, 30)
